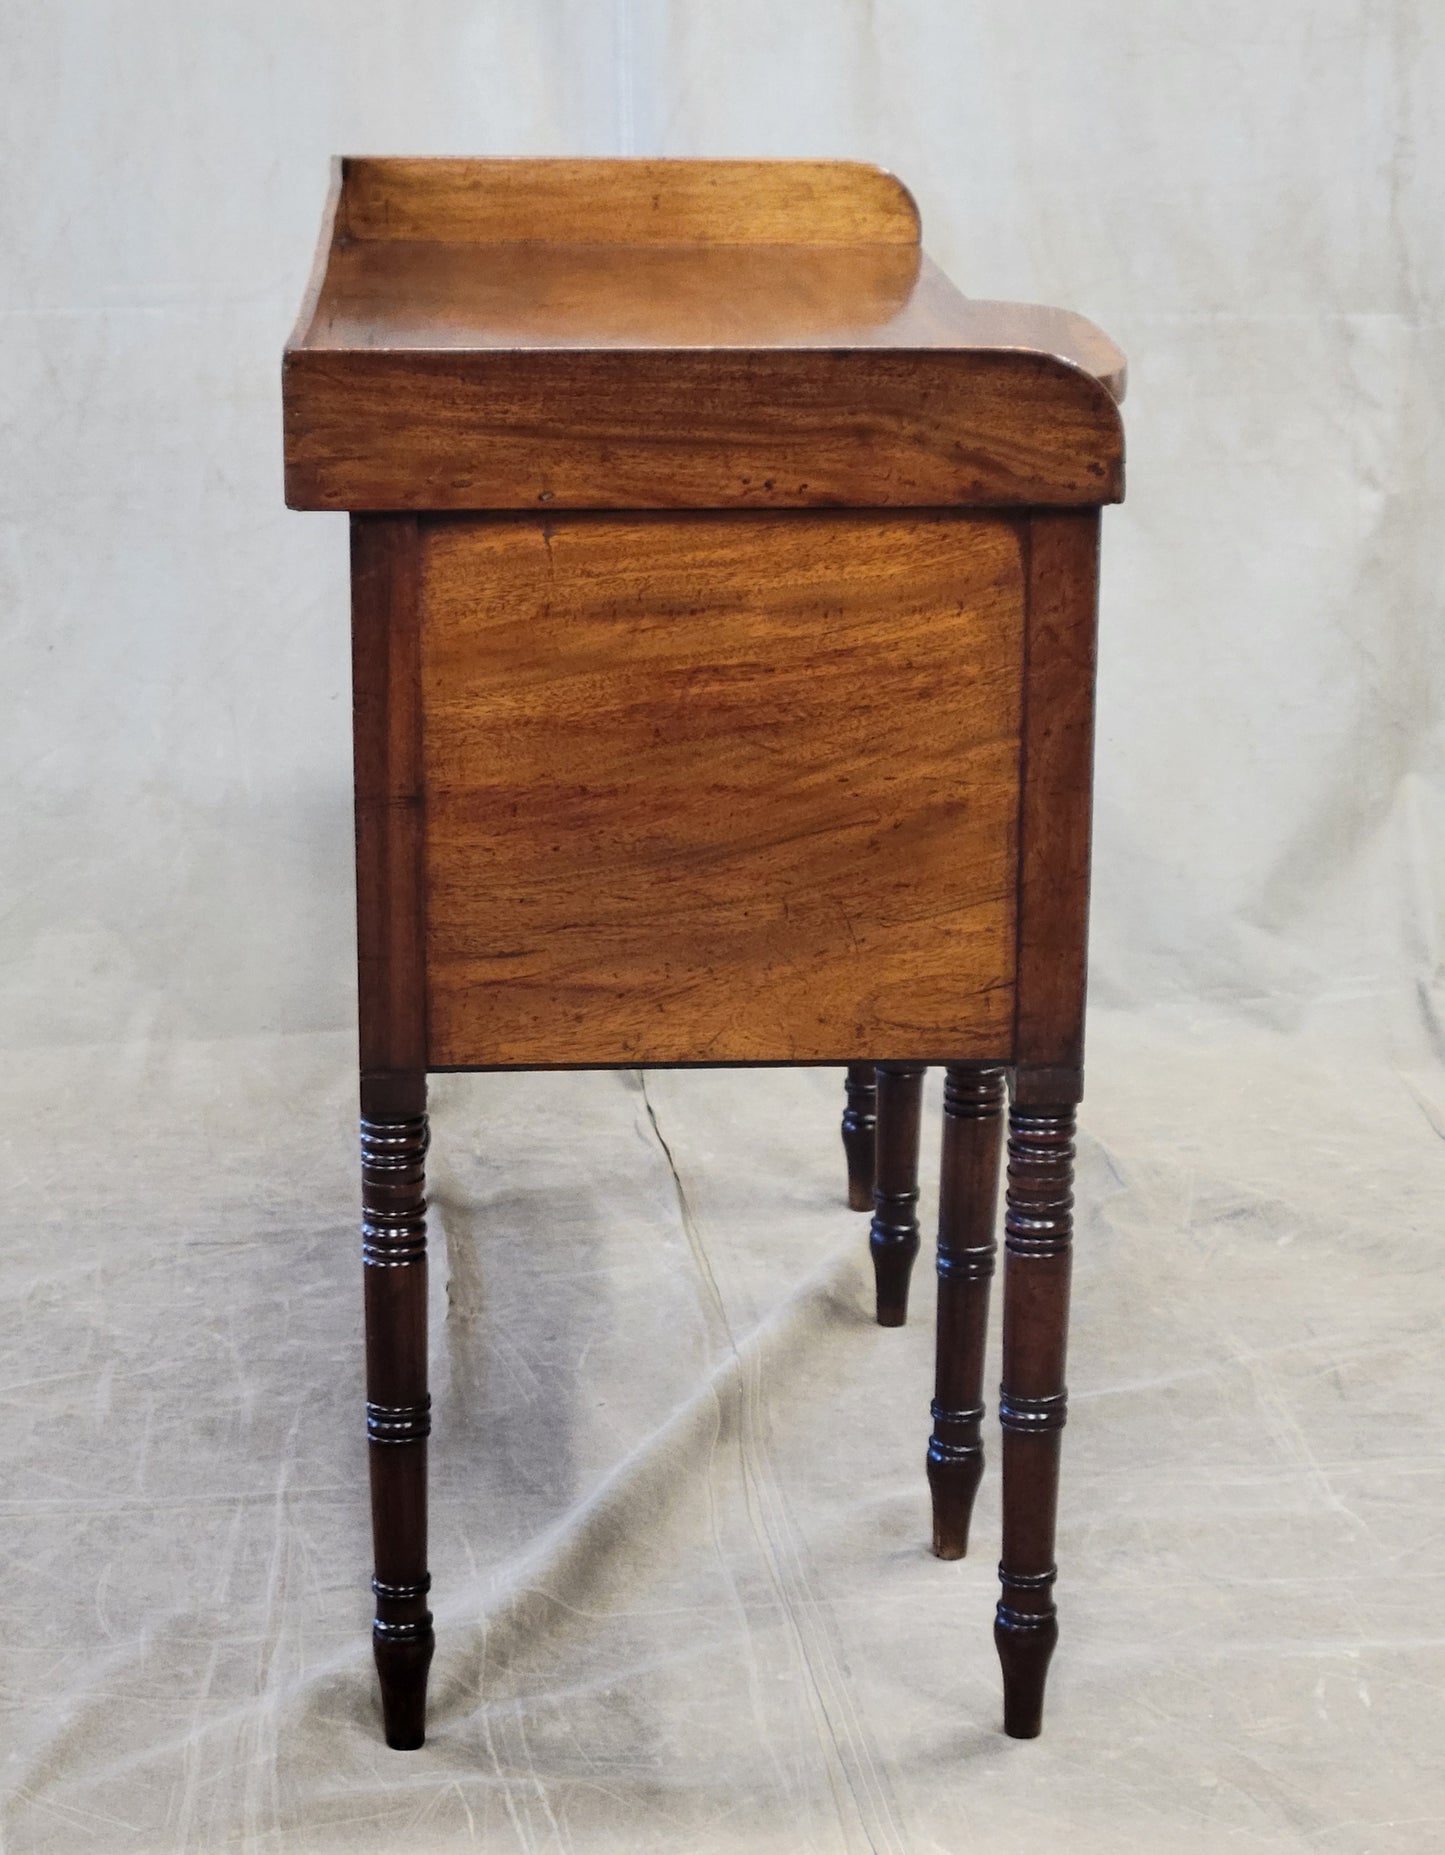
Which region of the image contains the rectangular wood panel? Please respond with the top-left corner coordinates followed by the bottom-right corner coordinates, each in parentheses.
top-left (339, 156), bottom-right (921, 246)
top-left (1012, 509), bottom-right (1101, 1104)
top-left (284, 348), bottom-right (1123, 513)
top-left (420, 512), bottom-right (1025, 1067)
top-left (350, 515), bottom-right (427, 1116)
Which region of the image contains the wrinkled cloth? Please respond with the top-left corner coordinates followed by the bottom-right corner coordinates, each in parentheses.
top-left (3, 1016), bottom-right (1444, 1852)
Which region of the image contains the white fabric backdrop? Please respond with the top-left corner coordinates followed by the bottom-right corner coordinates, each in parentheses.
top-left (5, 0), bottom-right (1442, 1057)
top-left (3, 5), bottom-right (1444, 1850)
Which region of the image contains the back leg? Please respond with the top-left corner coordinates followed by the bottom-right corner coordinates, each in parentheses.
top-left (841, 1063), bottom-right (878, 1211)
top-left (927, 1064), bottom-right (1006, 1558)
top-left (869, 1063), bottom-right (925, 1326)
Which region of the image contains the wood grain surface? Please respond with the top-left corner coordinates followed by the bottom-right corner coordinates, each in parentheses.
top-left (286, 347), bottom-right (1121, 513)
top-left (1012, 510), bottom-right (1100, 1104)
top-left (350, 516), bottom-right (427, 1116)
top-left (297, 238), bottom-right (1122, 387)
top-left (338, 156), bottom-right (921, 246)
top-left (419, 512), bottom-right (1025, 1067)
top-left (283, 158), bottom-right (1125, 512)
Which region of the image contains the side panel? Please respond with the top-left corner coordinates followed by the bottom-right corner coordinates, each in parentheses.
top-left (419, 511), bottom-right (1025, 1067)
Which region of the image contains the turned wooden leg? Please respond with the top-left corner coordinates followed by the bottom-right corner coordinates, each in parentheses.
top-left (361, 1084), bottom-right (435, 1750)
top-left (995, 1101), bottom-right (1075, 1739)
top-left (928, 1064), bottom-right (1005, 1558)
top-left (841, 1063), bottom-right (878, 1211)
top-left (869, 1063), bottom-right (925, 1327)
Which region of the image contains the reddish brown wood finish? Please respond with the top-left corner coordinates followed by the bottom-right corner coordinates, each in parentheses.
top-left (351, 514), bottom-right (433, 1747)
top-left (287, 347), bottom-right (1121, 514)
top-left (337, 156), bottom-right (923, 246)
top-left (283, 158), bottom-right (1124, 514)
top-left (841, 1063), bottom-right (878, 1211)
top-left (987, 512), bottom-right (1099, 1729)
top-left (995, 1102), bottom-right (1076, 1738)
top-left (420, 512), bottom-right (1022, 1068)
top-left (1013, 512), bottom-right (1100, 1107)
top-left (928, 1065), bottom-right (1006, 1558)
top-left (287, 158), bottom-right (1121, 1751)
top-left (869, 1064), bottom-right (926, 1326)
top-left (360, 1102), bottom-right (433, 1750)
top-left (351, 516), bottom-right (427, 1112)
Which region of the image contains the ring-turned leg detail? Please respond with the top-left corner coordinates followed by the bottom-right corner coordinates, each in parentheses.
top-left (841, 1063), bottom-right (878, 1212)
top-left (994, 1101), bottom-right (1075, 1738)
top-left (928, 1064), bottom-right (1005, 1558)
top-left (361, 1098), bottom-right (435, 1750)
top-left (869, 1063), bottom-right (925, 1327)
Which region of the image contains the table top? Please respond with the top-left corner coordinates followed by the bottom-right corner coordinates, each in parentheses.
top-left (283, 159), bottom-right (1126, 512)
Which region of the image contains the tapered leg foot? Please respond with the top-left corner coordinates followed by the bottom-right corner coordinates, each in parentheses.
top-left (928, 1451), bottom-right (984, 1561)
top-left (361, 1092), bottom-right (435, 1749)
top-left (927, 1065), bottom-right (1005, 1558)
top-left (995, 1098), bottom-right (1075, 1738)
top-left (374, 1618), bottom-right (435, 1750)
top-left (869, 1063), bottom-right (925, 1326)
top-left (995, 1583), bottom-right (1059, 1739)
top-left (841, 1063), bottom-right (878, 1212)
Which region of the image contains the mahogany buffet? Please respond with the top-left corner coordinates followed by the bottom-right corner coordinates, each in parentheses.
top-left (282, 157), bottom-right (1126, 1751)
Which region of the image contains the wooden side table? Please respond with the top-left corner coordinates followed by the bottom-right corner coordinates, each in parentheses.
top-left (283, 157), bottom-right (1125, 1751)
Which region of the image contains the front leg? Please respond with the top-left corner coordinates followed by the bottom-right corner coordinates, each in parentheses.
top-left (361, 1081), bottom-right (434, 1750)
top-left (994, 1099), bottom-right (1075, 1739)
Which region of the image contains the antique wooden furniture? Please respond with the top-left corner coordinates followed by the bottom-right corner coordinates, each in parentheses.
top-left (283, 156), bottom-right (1125, 1752)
